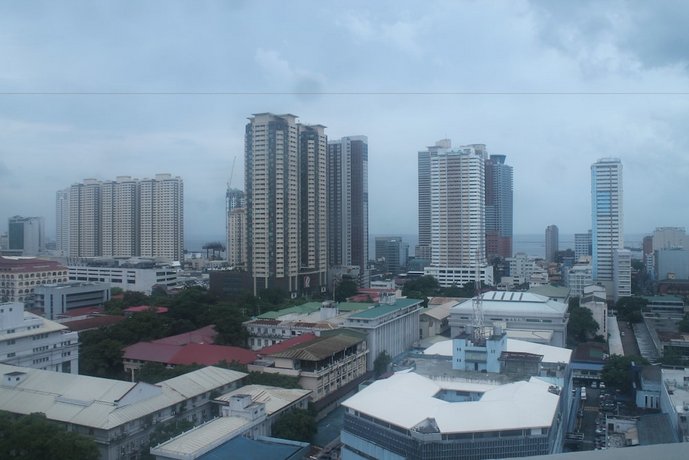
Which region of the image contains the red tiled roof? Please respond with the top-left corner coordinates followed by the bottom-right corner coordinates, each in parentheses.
top-left (169, 343), bottom-right (257, 366)
top-left (0, 257), bottom-right (66, 272)
top-left (123, 342), bottom-right (180, 363)
top-left (152, 325), bottom-right (216, 345)
top-left (257, 333), bottom-right (318, 356)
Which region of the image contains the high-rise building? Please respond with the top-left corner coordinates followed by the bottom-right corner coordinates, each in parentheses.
top-left (420, 141), bottom-right (492, 287)
top-left (417, 139), bottom-right (450, 261)
top-left (56, 189), bottom-right (70, 256)
top-left (574, 230), bottom-right (592, 261)
top-left (591, 158), bottom-right (623, 283)
top-left (66, 174), bottom-right (183, 261)
top-left (613, 249), bottom-right (632, 301)
top-left (652, 227), bottom-right (689, 251)
top-left (375, 236), bottom-right (403, 275)
top-left (139, 174), bottom-right (184, 262)
top-left (226, 188), bottom-right (246, 268)
top-left (8, 216), bottom-right (44, 256)
top-left (245, 113), bottom-right (327, 296)
top-left (485, 154), bottom-right (513, 261)
top-left (327, 136), bottom-right (369, 287)
top-left (545, 225), bottom-right (559, 263)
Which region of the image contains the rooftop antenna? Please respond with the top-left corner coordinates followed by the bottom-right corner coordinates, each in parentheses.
top-left (471, 249), bottom-right (486, 344)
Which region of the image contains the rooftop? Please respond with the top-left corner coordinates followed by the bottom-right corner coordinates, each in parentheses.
top-left (256, 333), bottom-right (318, 355)
top-left (215, 384), bottom-right (311, 415)
top-left (342, 371), bottom-right (560, 433)
top-left (0, 364), bottom-right (246, 430)
top-left (267, 329), bottom-right (366, 362)
top-left (452, 291), bottom-right (568, 316)
top-left (347, 298), bottom-right (423, 320)
top-left (424, 338), bottom-right (572, 364)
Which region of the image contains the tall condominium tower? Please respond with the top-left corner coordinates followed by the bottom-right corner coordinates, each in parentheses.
top-left (226, 188), bottom-right (246, 267)
top-left (485, 154), bottom-right (513, 261)
top-left (56, 189), bottom-right (70, 255)
top-left (327, 136), bottom-right (369, 287)
top-left (139, 174), bottom-right (184, 262)
top-left (66, 174), bottom-right (183, 261)
top-left (8, 216), bottom-right (44, 256)
top-left (430, 143), bottom-right (486, 267)
top-left (245, 113), bottom-right (327, 296)
top-left (591, 158), bottom-right (623, 282)
top-left (375, 236), bottom-right (403, 275)
top-left (417, 139), bottom-right (451, 261)
top-left (545, 225), bottom-right (559, 263)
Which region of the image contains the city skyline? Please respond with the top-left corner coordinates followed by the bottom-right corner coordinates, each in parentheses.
top-left (2, 2), bottom-right (689, 242)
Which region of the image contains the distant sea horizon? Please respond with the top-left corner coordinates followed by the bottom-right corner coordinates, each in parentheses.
top-left (185, 233), bottom-right (646, 260)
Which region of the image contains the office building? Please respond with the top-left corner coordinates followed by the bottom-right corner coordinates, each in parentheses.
top-left (545, 225), bottom-right (559, 263)
top-left (68, 263), bottom-right (178, 294)
top-left (485, 154), bottom-right (513, 261)
top-left (0, 257), bottom-right (68, 304)
top-left (66, 174), bottom-right (184, 261)
top-left (591, 158), bottom-right (623, 284)
top-left (33, 282), bottom-right (111, 319)
top-left (565, 263), bottom-right (593, 297)
top-left (0, 364), bottom-right (246, 460)
top-left (226, 188), bottom-right (246, 267)
top-left (8, 216), bottom-right (44, 256)
top-left (327, 136), bottom-right (369, 287)
top-left (375, 236), bottom-right (403, 275)
top-left (574, 231), bottom-right (592, 261)
top-left (56, 189), bottom-right (70, 255)
top-left (653, 227), bottom-right (689, 250)
top-left (245, 113), bottom-right (327, 296)
top-left (0, 302), bottom-right (79, 373)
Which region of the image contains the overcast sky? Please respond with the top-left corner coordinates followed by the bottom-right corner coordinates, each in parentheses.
top-left (2, 1), bottom-right (688, 247)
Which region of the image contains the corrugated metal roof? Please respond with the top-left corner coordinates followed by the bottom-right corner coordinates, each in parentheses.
top-left (268, 331), bottom-right (365, 361)
top-left (0, 364), bottom-right (246, 430)
top-left (215, 385), bottom-right (311, 415)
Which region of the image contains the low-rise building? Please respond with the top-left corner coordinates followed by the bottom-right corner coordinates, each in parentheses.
top-left (0, 302), bottom-right (78, 373)
top-left (659, 368), bottom-right (689, 442)
top-left (449, 292), bottom-right (569, 348)
top-left (33, 281), bottom-right (111, 319)
top-left (0, 257), bottom-right (68, 305)
top-left (344, 295), bottom-right (424, 370)
top-left (423, 265), bottom-right (494, 288)
top-left (565, 263), bottom-right (593, 298)
top-left (419, 297), bottom-right (462, 339)
top-left (0, 364), bottom-right (246, 460)
top-left (341, 372), bottom-right (566, 460)
top-left (581, 285), bottom-right (607, 340)
top-left (68, 263), bottom-right (178, 294)
top-left (248, 329), bottom-right (368, 402)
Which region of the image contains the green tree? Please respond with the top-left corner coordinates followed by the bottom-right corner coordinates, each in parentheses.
top-left (601, 354), bottom-right (648, 394)
top-left (136, 363), bottom-right (203, 384)
top-left (678, 313), bottom-right (689, 333)
top-left (335, 279), bottom-right (359, 302)
top-left (567, 306), bottom-right (599, 346)
top-left (374, 351), bottom-right (392, 378)
top-left (616, 296), bottom-right (647, 323)
top-left (0, 412), bottom-right (99, 460)
top-left (271, 409), bottom-right (316, 443)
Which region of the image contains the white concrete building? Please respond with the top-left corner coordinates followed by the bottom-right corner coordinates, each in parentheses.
top-left (33, 282), bottom-right (111, 319)
top-left (506, 252), bottom-right (542, 286)
top-left (341, 372), bottom-right (567, 460)
top-left (0, 257), bottom-right (69, 305)
top-left (424, 265), bottom-right (494, 288)
top-left (55, 188), bottom-right (70, 256)
top-left (68, 264), bottom-right (178, 294)
top-left (0, 364), bottom-right (246, 460)
top-left (653, 227), bottom-right (689, 251)
top-left (565, 263), bottom-right (593, 297)
top-left (613, 248), bottom-right (632, 301)
top-left (659, 368), bottom-right (689, 442)
top-left (0, 302), bottom-right (78, 373)
top-left (8, 216), bottom-right (45, 256)
top-left (591, 158), bottom-right (623, 284)
top-left (450, 292), bottom-right (569, 347)
top-left (344, 296), bottom-right (424, 370)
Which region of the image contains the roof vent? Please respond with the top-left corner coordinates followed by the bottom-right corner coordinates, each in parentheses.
top-left (2, 371), bottom-right (27, 387)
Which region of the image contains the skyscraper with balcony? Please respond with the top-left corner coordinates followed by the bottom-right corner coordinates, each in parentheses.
top-left (485, 154), bottom-right (513, 261)
top-left (591, 158), bottom-right (623, 283)
top-left (245, 113), bottom-right (327, 296)
top-left (416, 139), bottom-right (450, 262)
top-left (65, 174), bottom-right (183, 262)
top-left (545, 224), bottom-right (559, 263)
top-left (226, 188), bottom-right (246, 268)
top-left (327, 136), bottom-right (369, 287)
top-left (421, 141), bottom-right (492, 287)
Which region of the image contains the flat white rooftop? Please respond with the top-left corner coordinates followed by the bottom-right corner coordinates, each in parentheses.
top-left (452, 292), bottom-right (568, 317)
top-left (342, 371), bottom-right (561, 434)
top-left (424, 338), bottom-right (572, 365)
